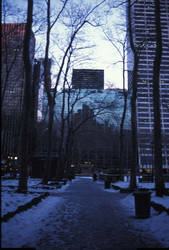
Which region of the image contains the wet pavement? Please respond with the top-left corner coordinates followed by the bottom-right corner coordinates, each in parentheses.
top-left (36, 177), bottom-right (163, 250)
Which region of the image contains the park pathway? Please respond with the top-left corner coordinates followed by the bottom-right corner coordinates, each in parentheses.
top-left (36, 177), bottom-right (162, 250)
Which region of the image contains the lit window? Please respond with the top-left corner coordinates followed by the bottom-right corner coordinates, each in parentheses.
top-left (13, 48), bottom-right (19, 52)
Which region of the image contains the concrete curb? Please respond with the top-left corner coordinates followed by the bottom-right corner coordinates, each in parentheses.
top-left (1, 192), bottom-right (50, 223)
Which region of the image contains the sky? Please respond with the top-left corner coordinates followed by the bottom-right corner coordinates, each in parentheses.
top-left (2, 0), bottom-right (127, 89)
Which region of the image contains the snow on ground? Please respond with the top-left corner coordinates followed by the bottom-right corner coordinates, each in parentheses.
top-left (119, 193), bottom-right (169, 248)
top-left (2, 195), bottom-right (65, 248)
top-left (1, 191), bottom-right (40, 217)
top-left (1, 177), bottom-right (78, 248)
top-left (1, 177), bottom-right (72, 217)
top-left (113, 180), bottom-right (169, 208)
top-left (1, 176), bottom-right (169, 248)
top-left (102, 180), bottom-right (169, 248)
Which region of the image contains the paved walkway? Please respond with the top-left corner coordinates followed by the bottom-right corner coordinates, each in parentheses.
top-left (36, 177), bottom-right (162, 250)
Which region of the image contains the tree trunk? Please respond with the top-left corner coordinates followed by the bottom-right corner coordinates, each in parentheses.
top-left (119, 44), bottom-right (128, 180)
top-left (41, 0), bottom-right (54, 184)
top-left (153, 0), bottom-right (165, 196)
top-left (41, 0), bottom-right (68, 183)
top-left (119, 92), bottom-right (127, 179)
top-left (127, 0), bottom-right (138, 190)
top-left (130, 60), bottom-right (138, 190)
top-left (17, 0), bottom-right (33, 193)
top-left (42, 102), bottom-right (54, 184)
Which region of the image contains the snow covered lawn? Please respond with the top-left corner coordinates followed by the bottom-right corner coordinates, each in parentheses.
top-left (1, 177), bottom-right (72, 217)
top-left (1, 177), bottom-right (75, 248)
top-left (102, 180), bottom-right (169, 248)
top-left (119, 192), bottom-right (169, 248)
top-left (1, 177), bottom-right (169, 248)
top-left (1, 195), bottom-right (65, 248)
top-left (113, 180), bottom-right (169, 209)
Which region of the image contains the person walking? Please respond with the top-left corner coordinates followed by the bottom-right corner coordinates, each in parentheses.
top-left (93, 172), bottom-right (97, 181)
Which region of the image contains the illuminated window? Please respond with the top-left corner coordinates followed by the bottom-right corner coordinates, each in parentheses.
top-left (13, 48), bottom-right (20, 52)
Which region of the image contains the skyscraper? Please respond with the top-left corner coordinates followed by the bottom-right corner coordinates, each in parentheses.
top-left (33, 58), bottom-right (52, 121)
top-left (127, 0), bottom-right (169, 171)
top-left (1, 23), bottom-right (35, 158)
top-left (72, 69), bottom-right (104, 89)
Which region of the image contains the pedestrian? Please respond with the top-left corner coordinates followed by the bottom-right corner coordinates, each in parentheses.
top-left (93, 173), bottom-right (97, 181)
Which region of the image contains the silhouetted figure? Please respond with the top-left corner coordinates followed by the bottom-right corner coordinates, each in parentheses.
top-left (93, 173), bottom-right (97, 181)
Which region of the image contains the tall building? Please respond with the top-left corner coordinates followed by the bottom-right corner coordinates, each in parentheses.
top-left (127, 0), bottom-right (169, 171)
top-left (1, 23), bottom-right (35, 158)
top-left (54, 82), bottom-right (131, 174)
top-left (33, 58), bottom-right (52, 121)
top-left (72, 69), bottom-right (104, 89)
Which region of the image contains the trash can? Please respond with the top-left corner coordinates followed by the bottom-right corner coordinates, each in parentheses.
top-left (104, 180), bottom-right (111, 189)
top-left (133, 191), bottom-right (151, 218)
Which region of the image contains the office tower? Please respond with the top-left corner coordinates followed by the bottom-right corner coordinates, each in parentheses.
top-left (127, 0), bottom-right (169, 171)
top-left (1, 23), bottom-right (35, 158)
top-left (33, 58), bottom-right (52, 121)
top-left (72, 69), bottom-right (104, 89)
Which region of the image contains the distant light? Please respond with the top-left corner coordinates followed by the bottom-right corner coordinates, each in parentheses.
top-left (14, 157), bottom-right (18, 160)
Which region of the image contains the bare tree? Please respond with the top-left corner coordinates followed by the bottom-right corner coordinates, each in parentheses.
top-left (127, 0), bottom-right (139, 190)
top-left (152, 0), bottom-right (166, 196)
top-left (17, 0), bottom-right (34, 193)
top-left (103, 29), bottom-right (129, 180)
top-left (54, 81), bottom-right (120, 179)
top-left (41, 0), bottom-right (69, 184)
top-left (119, 39), bottom-right (129, 180)
top-left (41, 0), bottom-right (107, 184)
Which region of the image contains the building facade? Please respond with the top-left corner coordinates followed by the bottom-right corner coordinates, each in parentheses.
top-left (33, 58), bottom-right (52, 121)
top-left (72, 69), bottom-right (104, 89)
top-left (72, 104), bottom-right (132, 173)
top-left (128, 0), bottom-right (169, 171)
top-left (54, 79), bottom-right (131, 173)
top-left (1, 23), bottom-right (35, 158)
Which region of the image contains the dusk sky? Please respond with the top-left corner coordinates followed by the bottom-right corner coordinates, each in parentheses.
top-left (3, 0), bottom-right (126, 89)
